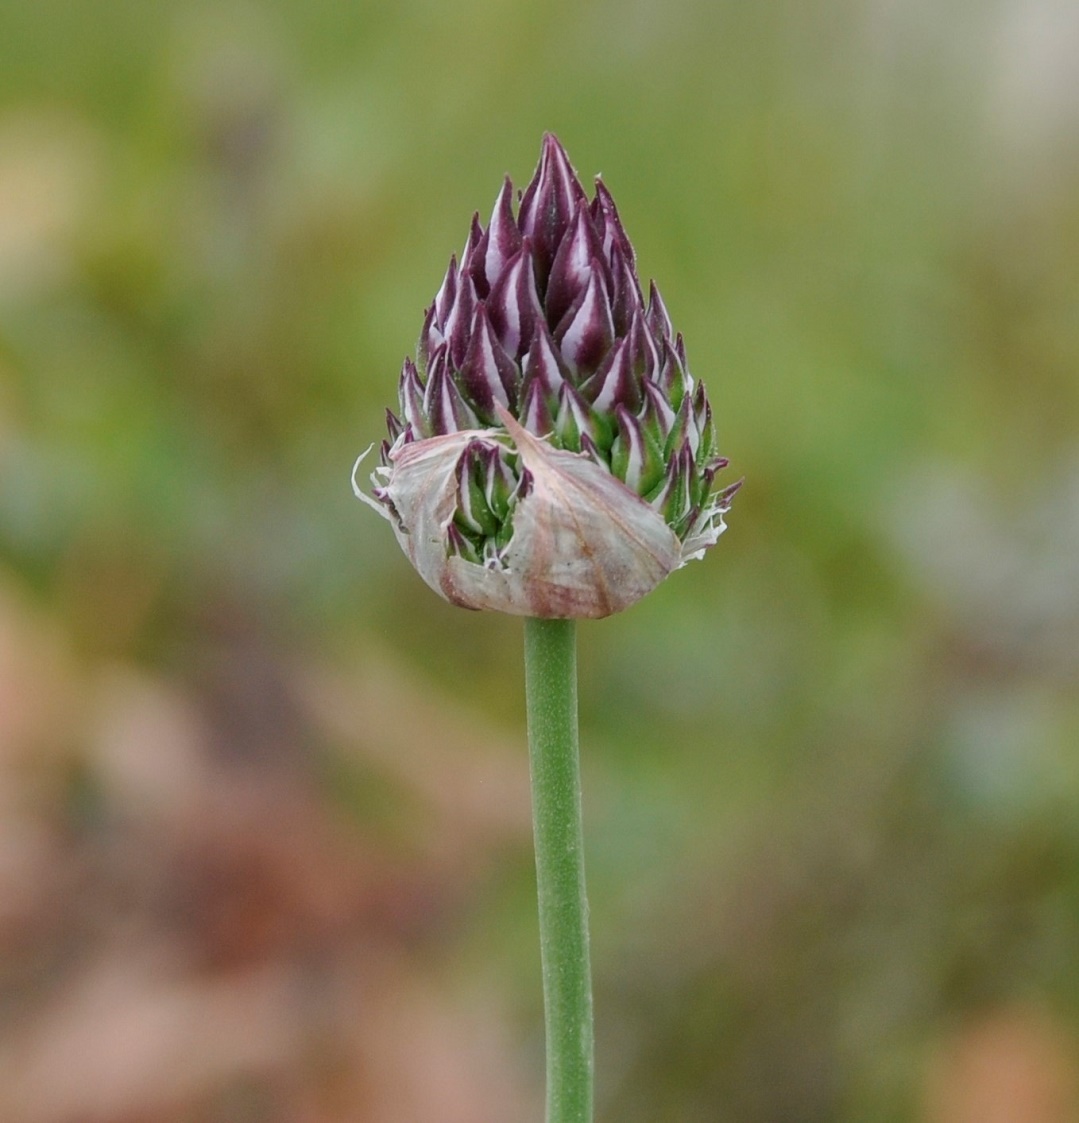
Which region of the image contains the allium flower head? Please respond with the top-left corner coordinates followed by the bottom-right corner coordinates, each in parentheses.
top-left (355, 134), bottom-right (739, 618)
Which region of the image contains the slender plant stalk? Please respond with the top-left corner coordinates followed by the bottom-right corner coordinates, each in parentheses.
top-left (524, 617), bottom-right (593, 1123)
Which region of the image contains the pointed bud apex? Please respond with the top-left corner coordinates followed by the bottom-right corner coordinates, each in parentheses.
top-left (650, 440), bottom-right (694, 528)
top-left (664, 393), bottom-right (695, 460)
top-left (656, 337), bottom-right (692, 411)
top-left (441, 270), bottom-right (477, 370)
top-left (554, 267), bottom-right (615, 377)
top-left (646, 280), bottom-right (673, 342)
top-left (418, 303), bottom-right (442, 373)
top-left (545, 199), bottom-right (608, 328)
top-left (675, 331), bottom-right (688, 367)
top-left (454, 441), bottom-right (501, 538)
top-left (446, 520), bottom-right (482, 565)
top-left (400, 356), bottom-right (430, 438)
top-left (639, 379), bottom-right (677, 445)
top-left (458, 303), bottom-right (518, 420)
top-left (487, 238), bottom-right (543, 360)
top-left (626, 306), bottom-right (661, 381)
top-left (473, 177), bottom-right (523, 296)
top-left (519, 372), bottom-right (555, 437)
top-left (692, 381), bottom-right (715, 464)
top-left (607, 239), bottom-right (643, 337)
top-left (521, 319), bottom-right (570, 406)
top-left (434, 256), bottom-right (458, 327)
top-left (462, 214), bottom-right (483, 275)
top-left (582, 337), bottom-right (640, 415)
top-left (579, 431), bottom-right (607, 468)
top-left (591, 177), bottom-right (635, 268)
top-left (611, 405), bottom-right (665, 495)
top-left (424, 346), bottom-right (481, 434)
top-left (555, 381), bottom-right (598, 453)
top-left (519, 133), bottom-right (588, 283)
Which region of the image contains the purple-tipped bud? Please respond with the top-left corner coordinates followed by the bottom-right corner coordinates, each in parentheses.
top-left (608, 239), bottom-right (642, 337)
top-left (554, 267), bottom-right (615, 377)
top-left (424, 346), bottom-right (480, 435)
top-left (611, 405), bottom-right (664, 495)
top-left (454, 442), bottom-right (500, 538)
top-left (625, 306), bottom-right (661, 381)
top-left (400, 357), bottom-right (429, 438)
top-left (651, 439), bottom-right (695, 528)
top-left (440, 270), bottom-right (476, 370)
top-left (488, 239), bottom-right (544, 360)
top-left (656, 337), bottom-right (693, 411)
top-left (646, 280), bottom-right (673, 342)
top-left (433, 256), bottom-right (458, 326)
top-left (446, 520), bottom-right (482, 565)
top-left (473, 177), bottom-right (523, 297)
top-left (555, 381), bottom-right (601, 453)
top-left (664, 393), bottom-right (696, 460)
top-left (545, 199), bottom-right (609, 329)
top-left (639, 379), bottom-right (677, 443)
top-left (519, 133), bottom-right (587, 283)
top-left (458, 303), bottom-right (517, 421)
top-left (692, 381), bottom-right (715, 464)
top-left (461, 215), bottom-right (483, 276)
top-left (521, 319), bottom-right (570, 407)
top-left (418, 303), bottom-right (442, 373)
top-left (356, 134), bottom-right (737, 618)
top-left (519, 372), bottom-right (555, 437)
top-left (582, 338), bottom-right (640, 415)
top-left (591, 178), bottom-right (634, 267)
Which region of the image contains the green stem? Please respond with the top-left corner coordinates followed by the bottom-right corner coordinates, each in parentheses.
top-left (524, 617), bottom-right (593, 1123)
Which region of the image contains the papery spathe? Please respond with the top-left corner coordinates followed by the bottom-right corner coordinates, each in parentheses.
top-left (356, 409), bottom-right (718, 618)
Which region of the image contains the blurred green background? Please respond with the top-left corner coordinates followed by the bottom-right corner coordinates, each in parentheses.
top-left (1, 0), bottom-right (1078, 1120)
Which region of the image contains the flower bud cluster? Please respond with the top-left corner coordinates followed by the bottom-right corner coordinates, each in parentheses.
top-left (357, 135), bottom-right (738, 618)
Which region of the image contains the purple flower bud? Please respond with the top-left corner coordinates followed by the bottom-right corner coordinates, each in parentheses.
top-left (424, 345), bottom-right (480, 435)
top-left (400, 356), bottom-right (429, 438)
top-left (554, 380), bottom-right (598, 453)
top-left (472, 177), bottom-right (523, 297)
top-left (518, 133), bottom-right (587, 284)
top-left (356, 134), bottom-right (737, 618)
top-left (625, 306), bottom-right (661, 381)
top-left (441, 270), bottom-right (476, 370)
top-left (607, 239), bottom-right (642, 337)
top-left (461, 214), bottom-right (483, 277)
top-left (418, 303), bottom-right (442, 374)
top-left (664, 393), bottom-right (695, 460)
top-left (611, 405), bottom-right (664, 495)
top-left (519, 372), bottom-right (555, 437)
top-left (646, 280), bottom-right (673, 343)
top-left (458, 302), bottom-right (517, 420)
top-left (521, 318), bottom-right (570, 407)
top-left (487, 239), bottom-right (544, 360)
top-left (553, 267), bottom-right (615, 377)
top-left (433, 255), bottom-right (457, 326)
top-left (582, 337), bottom-right (640, 416)
top-left (591, 178), bottom-right (634, 268)
top-left (545, 199), bottom-right (609, 329)
top-left (639, 379), bottom-right (677, 444)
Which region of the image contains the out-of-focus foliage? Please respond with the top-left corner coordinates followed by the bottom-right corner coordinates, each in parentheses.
top-left (1, 1), bottom-right (1077, 1120)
